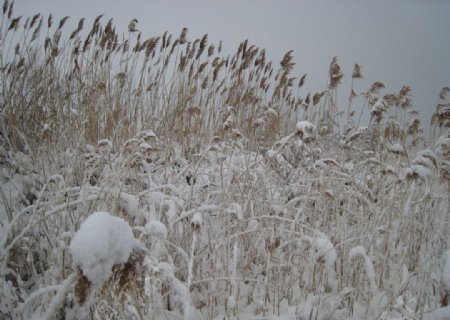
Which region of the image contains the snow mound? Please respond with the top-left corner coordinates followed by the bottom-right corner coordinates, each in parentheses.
top-left (69, 212), bottom-right (140, 287)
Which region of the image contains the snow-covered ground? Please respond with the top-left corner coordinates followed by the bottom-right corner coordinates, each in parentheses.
top-left (1, 123), bottom-right (450, 319)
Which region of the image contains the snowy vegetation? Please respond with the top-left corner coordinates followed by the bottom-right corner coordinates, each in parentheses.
top-left (1, 2), bottom-right (450, 319)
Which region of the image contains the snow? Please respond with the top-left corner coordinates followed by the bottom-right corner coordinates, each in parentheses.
top-left (344, 127), bottom-right (369, 146)
top-left (139, 141), bottom-right (155, 151)
top-left (145, 220), bottom-right (168, 239)
top-left (296, 120), bottom-right (315, 133)
top-left (405, 164), bottom-right (431, 179)
top-left (226, 202), bottom-right (244, 220)
top-left (296, 121), bottom-right (316, 141)
top-left (39, 273), bottom-right (77, 320)
top-left (315, 232), bottom-right (337, 271)
top-left (246, 219), bottom-right (259, 232)
top-left (314, 158), bottom-right (339, 169)
top-left (442, 250), bottom-right (450, 291)
top-left (97, 139), bottom-right (113, 150)
top-left (349, 245), bottom-right (377, 291)
top-left (191, 212), bottom-right (203, 227)
top-left (119, 192), bottom-right (142, 223)
top-left (140, 129), bottom-right (157, 139)
top-left (302, 232), bottom-right (338, 292)
top-left (388, 143), bottom-right (404, 153)
top-left (69, 212), bottom-right (140, 287)
top-left (371, 99), bottom-right (387, 112)
top-left (423, 306), bottom-right (450, 320)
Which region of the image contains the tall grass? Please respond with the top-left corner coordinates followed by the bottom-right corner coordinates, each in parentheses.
top-left (1, 2), bottom-right (450, 319)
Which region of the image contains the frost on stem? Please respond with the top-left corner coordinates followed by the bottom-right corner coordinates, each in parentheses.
top-left (69, 212), bottom-right (141, 288)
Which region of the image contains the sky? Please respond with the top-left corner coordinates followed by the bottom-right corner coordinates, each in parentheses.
top-left (14, 0), bottom-right (450, 137)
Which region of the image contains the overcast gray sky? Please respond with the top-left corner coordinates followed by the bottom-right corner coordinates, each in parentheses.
top-left (15, 0), bottom-right (450, 136)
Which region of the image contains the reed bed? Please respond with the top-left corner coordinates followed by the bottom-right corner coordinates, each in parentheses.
top-left (1, 2), bottom-right (450, 319)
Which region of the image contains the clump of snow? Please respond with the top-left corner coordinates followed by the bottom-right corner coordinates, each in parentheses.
top-left (140, 129), bottom-right (157, 139)
top-left (191, 212), bottom-right (203, 227)
top-left (139, 141), bottom-right (156, 152)
top-left (412, 150), bottom-right (437, 170)
top-left (145, 220), bottom-right (168, 239)
top-left (405, 164), bottom-right (431, 179)
top-left (296, 120), bottom-right (315, 133)
top-left (349, 245), bottom-right (377, 291)
top-left (387, 143), bottom-right (404, 154)
top-left (312, 232), bottom-right (337, 271)
top-left (302, 231), bottom-right (338, 292)
top-left (296, 121), bottom-right (316, 142)
top-left (119, 192), bottom-right (142, 223)
top-left (97, 139), bottom-right (113, 151)
top-left (69, 212), bottom-right (140, 287)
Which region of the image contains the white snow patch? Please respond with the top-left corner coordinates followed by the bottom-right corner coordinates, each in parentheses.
top-left (145, 220), bottom-right (168, 239)
top-left (191, 212), bottom-right (203, 227)
top-left (423, 306), bottom-right (450, 320)
top-left (69, 212), bottom-right (140, 287)
top-left (119, 192), bottom-right (141, 222)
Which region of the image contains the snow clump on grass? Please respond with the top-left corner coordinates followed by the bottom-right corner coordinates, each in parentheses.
top-left (145, 220), bottom-right (168, 239)
top-left (69, 212), bottom-right (140, 287)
